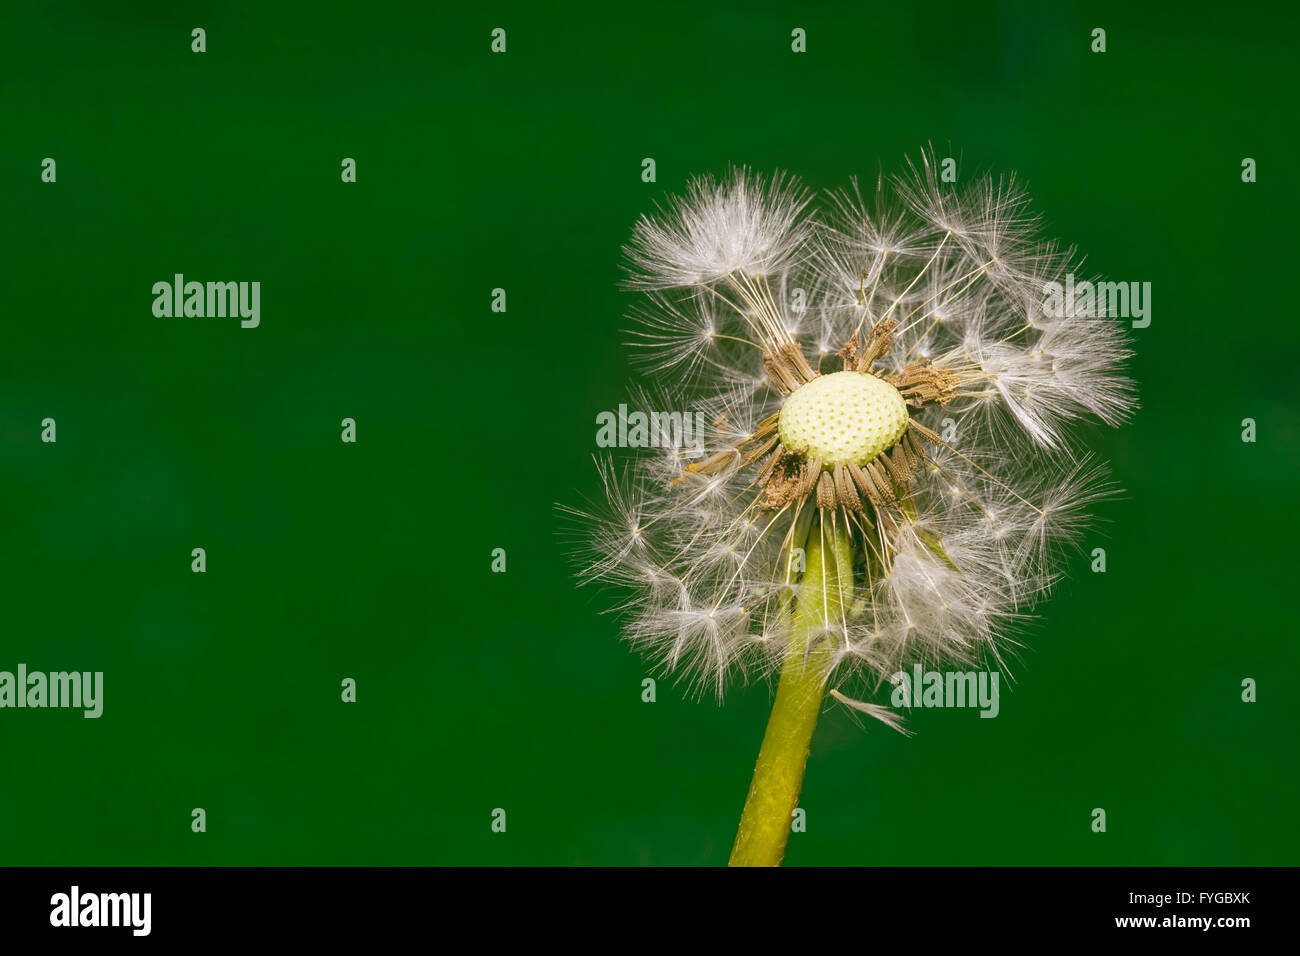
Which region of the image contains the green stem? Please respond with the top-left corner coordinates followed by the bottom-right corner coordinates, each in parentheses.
top-left (729, 515), bottom-right (855, 867)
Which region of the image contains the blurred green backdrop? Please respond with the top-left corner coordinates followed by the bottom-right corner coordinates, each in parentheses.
top-left (2, 0), bottom-right (1296, 865)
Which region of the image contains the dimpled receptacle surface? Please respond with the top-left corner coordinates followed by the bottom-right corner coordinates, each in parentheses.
top-left (777, 370), bottom-right (909, 467)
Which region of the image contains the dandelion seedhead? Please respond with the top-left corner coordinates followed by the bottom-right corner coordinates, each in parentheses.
top-left (570, 153), bottom-right (1136, 717)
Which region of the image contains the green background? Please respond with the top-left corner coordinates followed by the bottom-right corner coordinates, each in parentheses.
top-left (2, 1), bottom-right (1296, 866)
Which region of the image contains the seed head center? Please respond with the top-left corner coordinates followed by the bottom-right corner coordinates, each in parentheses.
top-left (777, 370), bottom-right (909, 467)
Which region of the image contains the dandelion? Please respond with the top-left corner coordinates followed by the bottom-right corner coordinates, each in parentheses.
top-left (567, 154), bottom-right (1136, 866)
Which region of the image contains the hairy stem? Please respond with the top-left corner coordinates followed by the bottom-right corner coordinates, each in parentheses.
top-left (729, 514), bottom-right (855, 867)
